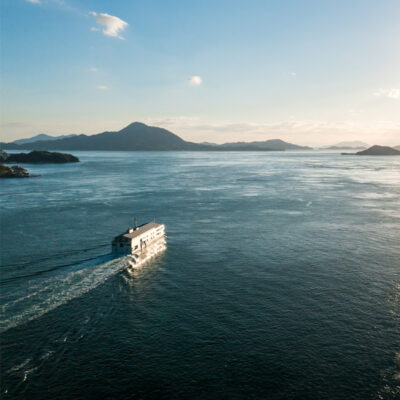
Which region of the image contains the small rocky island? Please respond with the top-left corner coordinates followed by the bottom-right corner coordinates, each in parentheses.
top-left (0, 150), bottom-right (79, 179)
top-left (1, 150), bottom-right (79, 164)
top-left (342, 145), bottom-right (400, 156)
top-left (0, 164), bottom-right (39, 178)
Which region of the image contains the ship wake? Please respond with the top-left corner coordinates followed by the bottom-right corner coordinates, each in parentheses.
top-left (0, 257), bottom-right (129, 333)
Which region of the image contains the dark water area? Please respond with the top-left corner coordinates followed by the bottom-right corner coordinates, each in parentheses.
top-left (1, 151), bottom-right (399, 399)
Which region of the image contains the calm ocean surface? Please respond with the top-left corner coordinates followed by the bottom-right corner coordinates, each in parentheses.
top-left (1, 151), bottom-right (399, 399)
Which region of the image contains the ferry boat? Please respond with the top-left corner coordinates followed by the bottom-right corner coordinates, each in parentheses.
top-left (112, 219), bottom-right (166, 267)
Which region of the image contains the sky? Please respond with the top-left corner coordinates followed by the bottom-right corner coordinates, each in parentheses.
top-left (1, 0), bottom-right (400, 145)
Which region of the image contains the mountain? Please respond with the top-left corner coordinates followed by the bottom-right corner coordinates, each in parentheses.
top-left (325, 146), bottom-right (367, 150)
top-left (200, 142), bottom-right (218, 146)
top-left (13, 133), bottom-right (77, 145)
top-left (355, 145), bottom-right (400, 156)
top-left (325, 141), bottom-right (368, 150)
top-left (395, 145), bottom-right (400, 151)
top-left (1, 123), bottom-right (205, 151)
top-left (219, 139), bottom-right (312, 151)
top-left (1, 122), bottom-right (310, 151)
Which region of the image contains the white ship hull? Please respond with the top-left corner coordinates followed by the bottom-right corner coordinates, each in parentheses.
top-left (127, 237), bottom-right (166, 269)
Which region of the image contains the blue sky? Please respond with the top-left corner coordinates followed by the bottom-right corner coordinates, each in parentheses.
top-left (1, 0), bottom-right (399, 144)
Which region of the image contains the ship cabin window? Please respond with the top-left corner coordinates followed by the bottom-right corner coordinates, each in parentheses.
top-left (120, 243), bottom-right (123, 247)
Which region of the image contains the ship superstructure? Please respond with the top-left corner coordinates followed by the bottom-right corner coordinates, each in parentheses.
top-left (112, 220), bottom-right (166, 256)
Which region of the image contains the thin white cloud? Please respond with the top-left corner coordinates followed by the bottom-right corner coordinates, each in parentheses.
top-left (188, 76), bottom-right (202, 86)
top-left (90, 67), bottom-right (98, 72)
top-left (96, 85), bottom-right (108, 90)
top-left (90, 12), bottom-right (128, 39)
top-left (90, 27), bottom-right (100, 32)
top-left (146, 116), bottom-right (400, 146)
top-left (386, 89), bottom-right (399, 99)
top-left (146, 116), bottom-right (200, 127)
top-left (0, 122), bottom-right (31, 128)
top-left (27, 0), bottom-right (41, 3)
top-left (374, 88), bottom-right (400, 99)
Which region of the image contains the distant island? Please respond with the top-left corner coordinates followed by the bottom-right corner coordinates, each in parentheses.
top-left (1, 122), bottom-right (311, 152)
top-left (12, 133), bottom-right (77, 145)
top-left (0, 151), bottom-right (79, 179)
top-left (1, 150), bottom-right (80, 164)
top-left (323, 140), bottom-right (368, 150)
top-left (342, 145), bottom-right (400, 156)
top-left (0, 164), bottom-right (39, 178)
top-left (218, 139), bottom-right (312, 151)
top-left (325, 145), bottom-right (367, 150)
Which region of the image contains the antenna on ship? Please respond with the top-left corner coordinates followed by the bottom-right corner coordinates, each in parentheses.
top-left (134, 217), bottom-right (137, 230)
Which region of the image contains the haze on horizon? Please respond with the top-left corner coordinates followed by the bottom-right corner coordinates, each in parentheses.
top-left (1, 0), bottom-right (399, 146)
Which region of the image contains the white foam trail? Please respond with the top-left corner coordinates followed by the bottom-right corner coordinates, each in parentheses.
top-left (0, 257), bottom-right (128, 333)
top-left (23, 367), bottom-right (38, 382)
top-left (6, 358), bottom-right (32, 374)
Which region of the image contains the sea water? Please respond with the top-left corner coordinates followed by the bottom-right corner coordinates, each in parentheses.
top-left (1, 151), bottom-right (399, 399)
